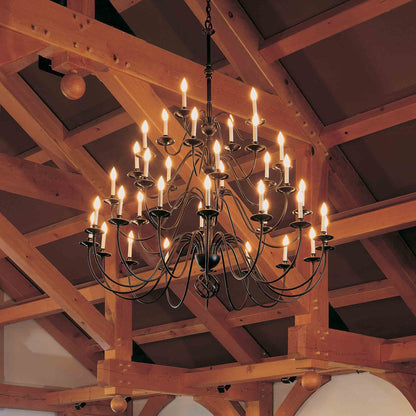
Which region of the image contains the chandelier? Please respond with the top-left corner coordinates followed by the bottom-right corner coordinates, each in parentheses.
top-left (81, 0), bottom-right (334, 309)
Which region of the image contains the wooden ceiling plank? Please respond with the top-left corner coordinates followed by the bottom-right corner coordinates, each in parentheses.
top-left (259, 0), bottom-right (412, 63)
top-left (274, 376), bottom-right (331, 416)
top-left (0, 212), bottom-right (113, 350)
top-left (0, 0), bottom-right (306, 142)
top-left (321, 94), bottom-right (416, 148)
top-left (0, 153), bottom-right (94, 210)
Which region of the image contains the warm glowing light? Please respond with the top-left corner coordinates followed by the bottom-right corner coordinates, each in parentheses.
top-left (263, 199), bottom-right (269, 213)
top-left (181, 78), bottom-right (188, 92)
top-left (164, 157), bottom-right (172, 170)
top-left (163, 237), bottom-right (170, 249)
top-left (277, 132), bottom-right (284, 146)
top-left (257, 179), bottom-right (265, 195)
top-left (133, 141), bottom-right (140, 155)
top-left (264, 151), bottom-right (271, 164)
top-left (128, 230), bottom-right (134, 241)
top-left (141, 120), bottom-right (149, 134)
top-left (144, 148), bottom-right (151, 162)
top-left (219, 160), bottom-right (225, 173)
top-left (227, 116), bottom-right (233, 128)
top-left (320, 202), bottom-right (328, 216)
top-left (110, 167), bottom-right (117, 180)
top-left (162, 109), bottom-right (169, 121)
top-left (118, 185), bottom-right (125, 200)
top-left (299, 179), bottom-right (306, 192)
top-left (137, 191), bottom-right (144, 202)
top-left (89, 212), bottom-right (94, 227)
top-left (93, 196), bottom-right (101, 210)
top-left (214, 140), bottom-right (221, 154)
top-left (245, 241), bottom-right (252, 253)
top-left (198, 201), bottom-right (202, 210)
top-left (250, 87), bottom-right (257, 101)
top-left (283, 154), bottom-right (291, 168)
top-left (296, 191), bottom-right (303, 203)
top-left (204, 175), bottom-right (212, 190)
top-left (283, 235), bottom-right (289, 246)
top-left (157, 176), bottom-right (165, 191)
top-left (191, 107), bottom-right (198, 121)
top-left (309, 227), bottom-right (316, 239)
top-left (101, 222), bottom-right (108, 234)
top-left (252, 113), bottom-right (260, 126)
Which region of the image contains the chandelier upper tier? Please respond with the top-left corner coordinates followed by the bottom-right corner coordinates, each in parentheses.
top-left (81, 0), bottom-right (334, 309)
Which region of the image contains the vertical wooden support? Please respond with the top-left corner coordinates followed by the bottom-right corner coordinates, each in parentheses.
top-left (139, 396), bottom-right (175, 416)
top-left (246, 382), bottom-right (272, 416)
top-left (104, 232), bottom-right (132, 361)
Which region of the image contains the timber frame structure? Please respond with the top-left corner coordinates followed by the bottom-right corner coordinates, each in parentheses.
top-left (0, 0), bottom-right (416, 415)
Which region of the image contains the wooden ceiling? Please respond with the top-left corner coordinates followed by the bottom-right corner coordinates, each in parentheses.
top-left (0, 0), bottom-right (415, 414)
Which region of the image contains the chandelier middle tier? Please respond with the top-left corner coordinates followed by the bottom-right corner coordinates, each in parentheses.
top-left (81, 0), bottom-right (334, 309)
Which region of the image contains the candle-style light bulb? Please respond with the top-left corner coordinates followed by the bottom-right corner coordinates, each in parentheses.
top-left (117, 186), bottom-right (125, 216)
top-left (166, 156), bottom-right (172, 182)
top-left (137, 191), bottom-right (144, 217)
top-left (163, 237), bottom-right (170, 263)
top-left (101, 222), bottom-right (108, 250)
top-left (227, 115), bottom-right (234, 143)
top-left (157, 176), bottom-right (165, 207)
top-left (282, 235), bottom-right (289, 262)
top-left (181, 78), bottom-right (188, 108)
top-left (141, 120), bottom-right (149, 149)
top-left (250, 87), bottom-right (258, 115)
top-left (277, 132), bottom-right (285, 161)
top-left (283, 154), bottom-right (291, 184)
top-left (309, 227), bottom-right (316, 255)
top-left (214, 140), bottom-right (221, 170)
top-left (263, 199), bottom-right (269, 214)
top-left (162, 109), bottom-right (169, 136)
top-left (191, 107), bottom-right (198, 137)
top-left (110, 167), bottom-right (117, 196)
top-left (93, 196), bottom-right (101, 226)
top-left (320, 203), bottom-right (329, 233)
top-left (204, 175), bottom-right (212, 207)
top-left (264, 151), bottom-right (271, 179)
top-left (297, 179), bottom-right (306, 220)
top-left (143, 147), bottom-right (151, 177)
top-left (258, 180), bottom-right (265, 212)
top-left (245, 241), bottom-right (252, 257)
top-left (127, 230), bottom-right (134, 258)
top-left (198, 201), bottom-right (203, 228)
top-left (133, 141), bottom-right (140, 169)
top-left (88, 212), bottom-right (94, 238)
top-left (252, 113), bottom-right (259, 143)
top-left (219, 160), bottom-right (225, 188)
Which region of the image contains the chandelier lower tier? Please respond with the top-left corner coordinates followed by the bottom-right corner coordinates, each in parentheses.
top-left (80, 0), bottom-right (334, 309)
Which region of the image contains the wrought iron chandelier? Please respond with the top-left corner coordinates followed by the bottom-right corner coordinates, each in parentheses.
top-left (81, 0), bottom-right (334, 309)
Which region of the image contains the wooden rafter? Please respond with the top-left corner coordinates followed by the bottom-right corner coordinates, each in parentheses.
top-left (0, 212), bottom-right (113, 350)
top-left (194, 396), bottom-right (243, 416)
top-left (259, 0), bottom-right (412, 63)
top-left (139, 395), bottom-right (175, 416)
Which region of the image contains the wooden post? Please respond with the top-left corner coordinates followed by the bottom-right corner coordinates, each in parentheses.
top-left (247, 382), bottom-right (272, 416)
top-left (104, 232), bottom-right (132, 361)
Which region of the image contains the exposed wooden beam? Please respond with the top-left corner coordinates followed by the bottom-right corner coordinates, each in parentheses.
top-left (274, 376), bottom-right (331, 416)
top-left (0, 153), bottom-right (94, 210)
top-left (0, 0), bottom-right (306, 142)
top-left (111, 0), bottom-right (143, 13)
top-left (246, 382), bottom-right (273, 416)
top-left (321, 94), bottom-right (416, 148)
top-left (67, 0), bottom-right (95, 17)
top-left (0, 212), bottom-right (113, 350)
top-left (194, 396), bottom-right (243, 416)
top-left (139, 395), bottom-right (175, 416)
top-left (375, 373), bottom-right (416, 411)
top-left (259, 0), bottom-right (412, 63)
top-left (382, 339), bottom-right (416, 363)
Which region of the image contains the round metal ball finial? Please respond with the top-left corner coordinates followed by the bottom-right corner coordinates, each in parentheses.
top-left (110, 396), bottom-right (128, 414)
top-left (60, 70), bottom-right (86, 100)
top-left (301, 371), bottom-right (323, 391)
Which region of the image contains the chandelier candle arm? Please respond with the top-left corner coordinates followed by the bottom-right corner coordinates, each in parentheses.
top-left (214, 140), bottom-right (220, 170)
top-left (252, 113), bottom-right (259, 143)
top-left (250, 88), bottom-right (257, 115)
top-left (166, 157), bottom-right (172, 182)
top-left (258, 180), bottom-right (265, 212)
top-left (158, 177), bottom-right (165, 208)
top-left (127, 231), bottom-right (134, 258)
top-left (162, 109), bottom-right (169, 136)
top-left (278, 132), bottom-right (284, 162)
top-left (101, 222), bottom-right (108, 250)
top-left (264, 152), bottom-right (271, 179)
top-left (310, 227), bottom-right (316, 255)
top-left (283, 155), bottom-right (290, 184)
top-left (204, 175), bottom-right (212, 207)
top-left (321, 203), bottom-right (328, 233)
top-left (141, 121), bottom-right (149, 149)
top-left (181, 78), bottom-right (188, 108)
top-left (133, 141), bottom-right (140, 169)
top-left (143, 148), bottom-right (151, 177)
top-left (228, 116), bottom-right (234, 142)
top-left (191, 107), bottom-right (198, 136)
top-left (137, 191), bottom-right (144, 217)
top-left (93, 196), bottom-right (101, 226)
top-left (117, 186), bottom-right (125, 216)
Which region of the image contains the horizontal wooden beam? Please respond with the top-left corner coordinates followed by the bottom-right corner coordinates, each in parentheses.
top-left (321, 94), bottom-right (416, 148)
top-left (0, 212), bottom-right (113, 350)
top-left (381, 339), bottom-right (416, 363)
top-left (259, 0), bottom-right (412, 63)
top-left (0, 153), bottom-right (94, 210)
top-left (0, 0), bottom-right (306, 142)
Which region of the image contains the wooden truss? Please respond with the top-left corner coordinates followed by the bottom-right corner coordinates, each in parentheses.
top-left (0, 0), bottom-right (415, 415)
